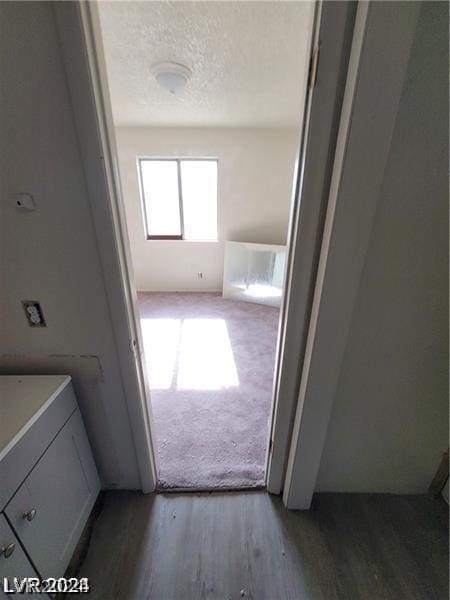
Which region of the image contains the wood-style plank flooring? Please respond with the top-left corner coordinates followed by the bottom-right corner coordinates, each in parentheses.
top-left (75, 491), bottom-right (448, 600)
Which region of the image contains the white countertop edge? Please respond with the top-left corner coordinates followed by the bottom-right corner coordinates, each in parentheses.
top-left (0, 375), bottom-right (72, 462)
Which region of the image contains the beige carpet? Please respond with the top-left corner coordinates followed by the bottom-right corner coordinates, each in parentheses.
top-left (138, 292), bottom-right (279, 489)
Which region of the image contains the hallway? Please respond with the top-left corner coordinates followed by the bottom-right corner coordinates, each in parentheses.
top-left (75, 490), bottom-right (449, 600)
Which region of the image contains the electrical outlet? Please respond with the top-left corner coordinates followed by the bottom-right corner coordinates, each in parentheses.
top-left (22, 301), bottom-right (46, 327)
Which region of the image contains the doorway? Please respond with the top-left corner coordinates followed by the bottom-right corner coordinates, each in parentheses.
top-left (94, 1), bottom-right (315, 490)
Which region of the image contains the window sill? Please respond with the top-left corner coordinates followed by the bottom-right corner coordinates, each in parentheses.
top-left (146, 238), bottom-right (219, 243)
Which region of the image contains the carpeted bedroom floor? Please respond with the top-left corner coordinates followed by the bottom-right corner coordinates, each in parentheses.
top-left (138, 292), bottom-right (280, 490)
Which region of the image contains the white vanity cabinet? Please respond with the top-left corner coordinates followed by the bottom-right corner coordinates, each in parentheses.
top-left (0, 376), bottom-right (100, 593)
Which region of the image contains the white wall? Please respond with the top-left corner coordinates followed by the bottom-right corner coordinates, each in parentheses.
top-left (316, 1), bottom-right (448, 493)
top-left (116, 127), bottom-right (298, 291)
top-left (0, 2), bottom-right (140, 489)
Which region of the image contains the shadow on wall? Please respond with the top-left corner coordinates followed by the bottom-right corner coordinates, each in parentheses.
top-left (228, 221), bottom-right (289, 246)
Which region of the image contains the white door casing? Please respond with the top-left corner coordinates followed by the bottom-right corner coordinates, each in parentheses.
top-left (53, 0), bottom-right (418, 507)
top-left (283, 1), bottom-right (421, 509)
top-left (267, 0), bottom-right (357, 495)
top-left (54, 2), bottom-right (159, 493)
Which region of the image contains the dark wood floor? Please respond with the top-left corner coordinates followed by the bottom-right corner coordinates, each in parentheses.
top-left (75, 491), bottom-right (448, 600)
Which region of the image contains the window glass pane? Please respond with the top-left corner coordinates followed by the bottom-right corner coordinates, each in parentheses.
top-left (180, 160), bottom-right (218, 241)
top-left (140, 160), bottom-right (181, 237)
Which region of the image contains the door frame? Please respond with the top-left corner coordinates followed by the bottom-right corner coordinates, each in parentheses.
top-left (266, 0), bottom-right (357, 495)
top-left (54, 2), bottom-right (159, 493)
top-left (282, 0), bottom-right (421, 509)
top-left (55, 0), bottom-right (379, 501)
top-left (56, 0), bottom-right (328, 495)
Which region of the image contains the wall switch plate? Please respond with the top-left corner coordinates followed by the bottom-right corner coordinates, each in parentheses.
top-left (22, 301), bottom-right (46, 327)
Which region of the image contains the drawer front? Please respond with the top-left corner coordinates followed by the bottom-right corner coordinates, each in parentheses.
top-left (5, 409), bottom-right (100, 578)
top-left (0, 514), bottom-right (44, 599)
top-left (0, 383), bottom-right (77, 510)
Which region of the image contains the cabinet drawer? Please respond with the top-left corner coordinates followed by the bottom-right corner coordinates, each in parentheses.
top-left (0, 382), bottom-right (77, 510)
top-left (0, 514), bottom-right (43, 599)
top-left (4, 409), bottom-right (100, 578)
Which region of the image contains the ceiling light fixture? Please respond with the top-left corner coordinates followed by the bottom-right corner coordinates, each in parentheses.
top-left (151, 61), bottom-right (192, 95)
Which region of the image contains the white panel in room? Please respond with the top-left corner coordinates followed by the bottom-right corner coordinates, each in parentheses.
top-left (223, 241), bottom-right (286, 308)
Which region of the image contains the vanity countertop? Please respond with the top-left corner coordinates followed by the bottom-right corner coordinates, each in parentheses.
top-left (0, 375), bottom-right (71, 462)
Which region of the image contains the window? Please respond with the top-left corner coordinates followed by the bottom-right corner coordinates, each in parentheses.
top-left (138, 158), bottom-right (218, 241)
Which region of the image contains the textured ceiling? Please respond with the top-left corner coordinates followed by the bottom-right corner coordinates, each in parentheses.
top-left (98, 1), bottom-right (314, 127)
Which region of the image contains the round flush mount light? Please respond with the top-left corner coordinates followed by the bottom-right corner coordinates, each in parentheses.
top-left (151, 61), bottom-right (192, 95)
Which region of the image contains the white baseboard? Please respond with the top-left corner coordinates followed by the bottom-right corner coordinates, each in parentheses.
top-left (136, 289), bottom-right (222, 294)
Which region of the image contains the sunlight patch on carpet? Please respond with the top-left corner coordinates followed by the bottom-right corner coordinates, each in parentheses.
top-left (141, 318), bottom-right (239, 391)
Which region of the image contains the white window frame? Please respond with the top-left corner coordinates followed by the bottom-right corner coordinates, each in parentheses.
top-left (137, 157), bottom-right (218, 241)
